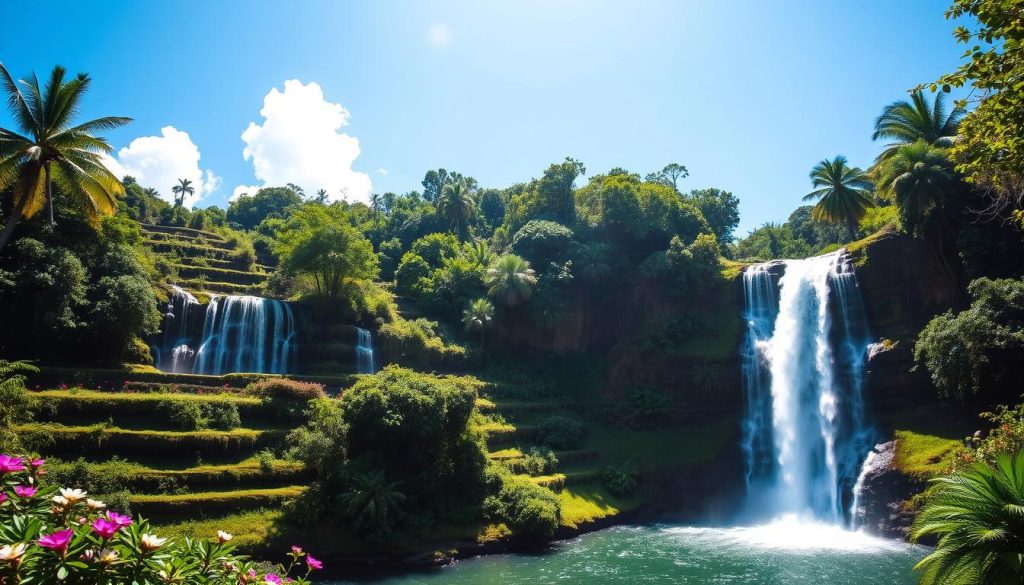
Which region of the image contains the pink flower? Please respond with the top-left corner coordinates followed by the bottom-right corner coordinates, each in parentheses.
top-left (13, 485), bottom-right (37, 498)
top-left (306, 555), bottom-right (323, 570)
top-left (264, 574), bottom-right (282, 584)
top-left (30, 458), bottom-right (45, 468)
top-left (291, 545), bottom-right (303, 555)
top-left (106, 511), bottom-right (132, 527)
top-left (0, 455), bottom-right (25, 473)
top-left (91, 518), bottom-right (120, 539)
top-left (38, 529), bottom-right (74, 553)
top-left (0, 493), bottom-right (7, 504)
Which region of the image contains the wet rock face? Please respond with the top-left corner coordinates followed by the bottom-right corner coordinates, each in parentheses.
top-left (855, 441), bottom-right (925, 539)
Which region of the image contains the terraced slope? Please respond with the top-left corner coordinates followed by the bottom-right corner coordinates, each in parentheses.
top-left (139, 224), bottom-right (272, 296)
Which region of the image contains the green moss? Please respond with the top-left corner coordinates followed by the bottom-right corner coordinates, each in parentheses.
top-left (131, 485), bottom-right (305, 519)
top-left (893, 430), bottom-right (962, 480)
top-left (558, 483), bottom-right (640, 529)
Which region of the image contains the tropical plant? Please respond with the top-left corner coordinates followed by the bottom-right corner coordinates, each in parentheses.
top-left (484, 254), bottom-right (537, 307)
top-left (462, 298), bottom-right (495, 349)
top-left (0, 64), bottom-right (130, 251)
top-left (802, 156), bottom-right (875, 240)
top-left (436, 181), bottom-right (476, 239)
top-left (339, 468), bottom-right (407, 539)
top-left (170, 178), bottom-right (194, 208)
top-left (463, 240), bottom-right (494, 269)
top-left (574, 242), bottom-right (611, 283)
top-left (872, 141), bottom-right (957, 235)
top-left (911, 452), bottom-right (1024, 584)
top-left (315, 188), bottom-right (328, 204)
top-left (369, 193), bottom-right (381, 225)
top-left (872, 90), bottom-right (964, 162)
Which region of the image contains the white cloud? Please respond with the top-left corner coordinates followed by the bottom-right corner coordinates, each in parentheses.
top-left (240, 80), bottom-right (372, 204)
top-left (106, 126), bottom-right (219, 209)
top-left (374, 168), bottom-right (388, 176)
top-left (427, 23), bottom-right (452, 47)
top-left (231, 185), bottom-right (262, 202)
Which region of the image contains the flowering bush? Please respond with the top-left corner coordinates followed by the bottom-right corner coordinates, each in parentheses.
top-left (0, 454), bottom-right (323, 584)
top-left (245, 380), bottom-right (326, 403)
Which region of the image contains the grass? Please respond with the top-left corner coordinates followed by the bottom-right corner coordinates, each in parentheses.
top-left (33, 388), bottom-right (262, 406)
top-left (18, 424), bottom-right (286, 456)
top-left (558, 483), bottom-right (639, 529)
top-left (154, 509), bottom-right (284, 551)
top-left (131, 486), bottom-right (306, 519)
top-left (892, 430), bottom-right (962, 480)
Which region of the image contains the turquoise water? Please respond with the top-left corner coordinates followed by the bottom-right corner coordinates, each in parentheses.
top-left (334, 521), bottom-right (927, 584)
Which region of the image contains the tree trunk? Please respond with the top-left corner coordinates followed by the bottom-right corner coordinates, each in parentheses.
top-left (847, 216), bottom-right (858, 242)
top-left (46, 163), bottom-right (54, 226)
top-left (0, 195), bottom-right (29, 252)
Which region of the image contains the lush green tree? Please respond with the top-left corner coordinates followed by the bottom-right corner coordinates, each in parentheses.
top-left (733, 222), bottom-right (811, 261)
top-left (872, 90), bottom-right (963, 162)
top-left (463, 240), bottom-right (494, 269)
top-left (688, 188), bottom-right (741, 243)
top-left (510, 220), bottom-right (574, 266)
top-left (873, 141), bottom-right (958, 235)
top-left (462, 297), bottom-right (495, 349)
top-left (0, 359), bottom-right (36, 452)
top-left (911, 452), bottom-right (1024, 584)
top-left (802, 156), bottom-right (875, 240)
top-left (422, 168), bottom-right (474, 203)
top-left (369, 193), bottom-right (381, 225)
top-left (120, 177), bottom-right (170, 224)
top-left (786, 205), bottom-right (847, 248)
top-left (226, 186), bottom-right (302, 229)
top-left (286, 397), bottom-right (347, 485)
top-left (645, 162), bottom-right (689, 193)
top-left (0, 64), bottom-right (130, 251)
top-left (274, 203), bottom-right (379, 299)
top-left (914, 277), bottom-right (1024, 402)
top-left (314, 188), bottom-right (328, 204)
top-left (932, 0), bottom-right (1024, 208)
top-left (502, 158), bottom-right (586, 232)
top-left (437, 181), bottom-right (477, 239)
top-left (338, 468), bottom-right (407, 540)
top-left (171, 177), bottom-right (194, 208)
top-left (485, 254), bottom-right (537, 307)
top-left (573, 242), bottom-right (611, 284)
top-left (478, 188), bottom-right (506, 229)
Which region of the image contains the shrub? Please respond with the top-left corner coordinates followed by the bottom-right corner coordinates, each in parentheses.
top-left (482, 465), bottom-right (561, 537)
top-left (158, 399), bottom-right (208, 431)
top-left (207, 402), bottom-right (242, 430)
top-left (532, 416), bottom-right (585, 450)
top-left (0, 456), bottom-right (322, 583)
top-left (601, 462), bottom-right (639, 496)
top-left (627, 387), bottom-right (672, 420)
top-left (0, 360), bottom-right (36, 453)
top-left (519, 447), bottom-right (558, 476)
top-left (245, 379), bottom-right (326, 402)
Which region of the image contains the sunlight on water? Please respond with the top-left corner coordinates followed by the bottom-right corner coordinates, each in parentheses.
top-left (664, 515), bottom-right (907, 552)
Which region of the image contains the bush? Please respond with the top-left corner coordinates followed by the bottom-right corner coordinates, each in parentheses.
top-left (601, 462), bottom-right (639, 496)
top-left (508, 447), bottom-right (558, 476)
top-left (482, 465), bottom-right (561, 537)
top-left (245, 379), bottom-right (326, 402)
top-left (207, 402), bottom-right (242, 430)
top-left (159, 399), bottom-right (208, 431)
top-left (532, 416), bottom-right (585, 450)
top-left (0, 360), bottom-right (36, 453)
top-left (627, 387), bottom-right (672, 420)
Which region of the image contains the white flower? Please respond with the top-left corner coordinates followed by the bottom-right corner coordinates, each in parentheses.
top-left (216, 530), bottom-right (233, 543)
top-left (51, 495), bottom-right (69, 508)
top-left (60, 488), bottom-right (88, 503)
top-left (140, 533), bottom-right (167, 551)
top-left (86, 498), bottom-right (106, 511)
top-left (0, 543), bottom-right (27, 562)
top-left (98, 548), bottom-right (118, 564)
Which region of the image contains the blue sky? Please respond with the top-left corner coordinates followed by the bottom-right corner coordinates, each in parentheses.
top-left (2, 0), bottom-right (966, 235)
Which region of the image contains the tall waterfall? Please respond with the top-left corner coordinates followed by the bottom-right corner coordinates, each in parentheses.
top-left (355, 327), bottom-right (377, 374)
top-left (153, 288), bottom-right (296, 375)
top-left (740, 251), bottom-right (872, 526)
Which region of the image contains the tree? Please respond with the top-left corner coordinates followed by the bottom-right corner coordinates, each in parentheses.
top-left (338, 468), bottom-right (407, 540)
top-left (485, 254), bottom-right (537, 307)
top-left (171, 178), bottom-right (194, 208)
top-left (873, 141), bottom-right (958, 235)
top-left (688, 188), bottom-right (740, 243)
top-left (872, 90), bottom-right (963, 162)
top-left (436, 181), bottom-right (477, 239)
top-left (369, 193), bottom-right (381, 225)
top-left (911, 452), bottom-right (1024, 584)
top-left (645, 163), bottom-right (689, 193)
top-left (573, 242), bottom-right (611, 283)
top-left (802, 156), bottom-right (875, 240)
top-left (510, 220), bottom-right (574, 266)
top-left (314, 188), bottom-right (328, 204)
top-left (226, 186), bottom-right (303, 229)
top-left (932, 0), bottom-right (1024, 210)
top-left (0, 64), bottom-right (130, 251)
top-left (274, 204), bottom-right (379, 299)
top-left (462, 297), bottom-right (495, 349)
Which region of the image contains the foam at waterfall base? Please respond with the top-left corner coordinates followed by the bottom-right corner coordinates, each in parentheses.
top-left (663, 514), bottom-right (907, 553)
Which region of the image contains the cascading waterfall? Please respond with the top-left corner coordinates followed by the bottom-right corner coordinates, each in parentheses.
top-left (152, 288), bottom-right (296, 375)
top-left (355, 327), bottom-right (377, 374)
top-left (740, 251), bottom-right (873, 526)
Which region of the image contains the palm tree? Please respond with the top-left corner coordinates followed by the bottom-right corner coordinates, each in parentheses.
top-left (873, 141), bottom-right (957, 233)
top-left (171, 178), bottom-right (194, 208)
top-left (463, 240), bottom-right (494, 269)
top-left (873, 90), bottom-right (964, 162)
top-left (314, 188), bottom-right (328, 204)
top-left (462, 297), bottom-right (495, 349)
top-left (369, 193), bottom-right (381, 226)
top-left (437, 181), bottom-right (476, 240)
top-left (802, 156), bottom-right (875, 240)
top-left (484, 254), bottom-right (537, 307)
top-left (911, 452), bottom-right (1024, 584)
top-left (574, 242), bottom-right (611, 283)
top-left (0, 64), bottom-right (130, 251)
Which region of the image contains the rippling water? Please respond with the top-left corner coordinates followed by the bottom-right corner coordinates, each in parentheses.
top-left (331, 521), bottom-right (927, 584)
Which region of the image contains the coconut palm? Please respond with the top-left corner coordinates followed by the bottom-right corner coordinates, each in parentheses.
top-left (0, 64), bottom-right (130, 251)
top-left (315, 188), bottom-right (328, 204)
top-left (339, 468), bottom-right (406, 539)
top-left (369, 193), bottom-right (381, 226)
top-left (873, 90), bottom-right (964, 162)
top-left (873, 141), bottom-right (956, 234)
top-left (171, 178), bottom-right (194, 208)
top-left (574, 242), bottom-right (611, 283)
top-left (484, 254), bottom-right (537, 307)
top-left (463, 240), bottom-right (494, 269)
top-left (437, 181), bottom-right (476, 239)
top-left (802, 156), bottom-right (875, 240)
top-left (462, 297), bottom-right (495, 349)
top-left (911, 452), bottom-right (1024, 584)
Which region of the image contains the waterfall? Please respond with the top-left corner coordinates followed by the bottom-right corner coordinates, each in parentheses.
top-left (355, 327), bottom-right (376, 374)
top-left (153, 288), bottom-right (296, 375)
top-left (741, 251), bottom-right (873, 526)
